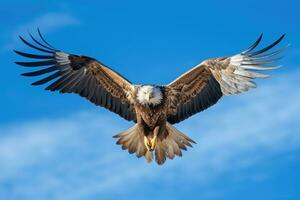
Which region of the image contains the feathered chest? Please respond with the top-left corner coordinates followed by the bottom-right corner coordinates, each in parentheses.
top-left (135, 101), bottom-right (167, 128)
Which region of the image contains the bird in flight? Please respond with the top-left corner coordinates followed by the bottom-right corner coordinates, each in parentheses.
top-left (15, 30), bottom-right (286, 165)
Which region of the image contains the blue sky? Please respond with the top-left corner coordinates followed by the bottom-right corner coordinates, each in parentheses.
top-left (0, 0), bottom-right (300, 199)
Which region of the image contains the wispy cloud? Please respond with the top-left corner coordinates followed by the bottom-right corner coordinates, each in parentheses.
top-left (1, 12), bottom-right (80, 52)
top-left (0, 70), bottom-right (299, 199)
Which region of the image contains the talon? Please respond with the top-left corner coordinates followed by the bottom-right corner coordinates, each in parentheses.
top-left (144, 135), bottom-right (157, 151)
top-left (144, 136), bottom-right (150, 151)
top-left (150, 135), bottom-right (157, 150)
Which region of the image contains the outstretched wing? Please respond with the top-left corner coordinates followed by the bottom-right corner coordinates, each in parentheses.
top-left (166, 34), bottom-right (286, 124)
top-left (15, 30), bottom-right (137, 122)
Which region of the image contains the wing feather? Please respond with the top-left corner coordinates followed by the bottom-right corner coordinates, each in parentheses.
top-left (15, 30), bottom-right (136, 122)
top-left (167, 34), bottom-right (286, 124)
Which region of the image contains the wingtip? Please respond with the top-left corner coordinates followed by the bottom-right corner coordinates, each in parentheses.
top-left (241, 33), bottom-right (264, 55)
top-left (279, 33), bottom-right (286, 41)
top-left (31, 80), bottom-right (44, 86)
top-left (264, 65), bottom-right (283, 70)
top-left (13, 49), bottom-right (24, 56)
top-left (15, 61), bottom-right (22, 66)
top-left (37, 27), bottom-right (57, 50)
top-left (112, 134), bottom-right (119, 138)
top-left (37, 27), bottom-right (43, 37)
top-left (27, 29), bottom-right (32, 35)
top-left (28, 31), bottom-right (34, 39)
top-left (264, 74), bottom-right (274, 79)
top-left (20, 72), bottom-right (29, 77)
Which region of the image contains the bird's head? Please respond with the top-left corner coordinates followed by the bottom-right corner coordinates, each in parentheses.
top-left (137, 85), bottom-right (163, 106)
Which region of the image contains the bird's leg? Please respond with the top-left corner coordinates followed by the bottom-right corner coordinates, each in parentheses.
top-left (137, 116), bottom-right (154, 151)
top-left (144, 126), bottom-right (159, 151)
top-left (144, 137), bottom-right (152, 151)
top-left (150, 126), bottom-right (159, 150)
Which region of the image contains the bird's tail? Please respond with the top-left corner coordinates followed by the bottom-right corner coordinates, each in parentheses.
top-left (153, 122), bottom-right (196, 165)
top-left (113, 122), bottom-right (196, 165)
top-left (113, 124), bottom-right (152, 162)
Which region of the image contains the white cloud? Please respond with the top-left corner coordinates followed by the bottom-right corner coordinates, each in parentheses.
top-left (1, 12), bottom-right (80, 52)
top-left (0, 70), bottom-right (300, 199)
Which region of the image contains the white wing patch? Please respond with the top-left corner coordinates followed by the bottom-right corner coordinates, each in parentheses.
top-left (210, 34), bottom-right (286, 95)
top-left (55, 52), bottom-right (70, 65)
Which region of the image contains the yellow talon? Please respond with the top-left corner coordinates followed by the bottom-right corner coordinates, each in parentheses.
top-left (150, 135), bottom-right (157, 150)
top-left (144, 135), bottom-right (157, 151)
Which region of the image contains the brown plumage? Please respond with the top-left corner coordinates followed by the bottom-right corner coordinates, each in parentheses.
top-left (15, 30), bottom-right (286, 165)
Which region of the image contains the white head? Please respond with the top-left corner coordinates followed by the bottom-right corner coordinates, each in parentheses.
top-left (137, 85), bottom-right (163, 106)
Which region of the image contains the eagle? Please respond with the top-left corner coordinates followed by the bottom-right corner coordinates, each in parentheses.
top-left (15, 30), bottom-right (286, 165)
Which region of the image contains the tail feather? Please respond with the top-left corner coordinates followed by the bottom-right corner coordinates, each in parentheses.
top-left (113, 124), bottom-right (148, 159)
top-left (145, 151), bottom-right (153, 162)
top-left (154, 122), bottom-right (195, 164)
top-left (113, 122), bottom-right (196, 165)
top-left (155, 139), bottom-right (167, 164)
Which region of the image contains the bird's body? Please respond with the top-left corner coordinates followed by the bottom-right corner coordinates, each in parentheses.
top-left (15, 30), bottom-right (286, 164)
top-left (135, 86), bottom-right (166, 129)
top-left (129, 85), bottom-right (167, 151)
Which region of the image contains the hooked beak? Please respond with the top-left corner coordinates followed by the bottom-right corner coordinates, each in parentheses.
top-left (146, 94), bottom-right (150, 101)
top-left (146, 92), bottom-right (154, 101)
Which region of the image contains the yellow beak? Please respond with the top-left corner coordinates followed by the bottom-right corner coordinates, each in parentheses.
top-left (146, 93), bottom-right (151, 101)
